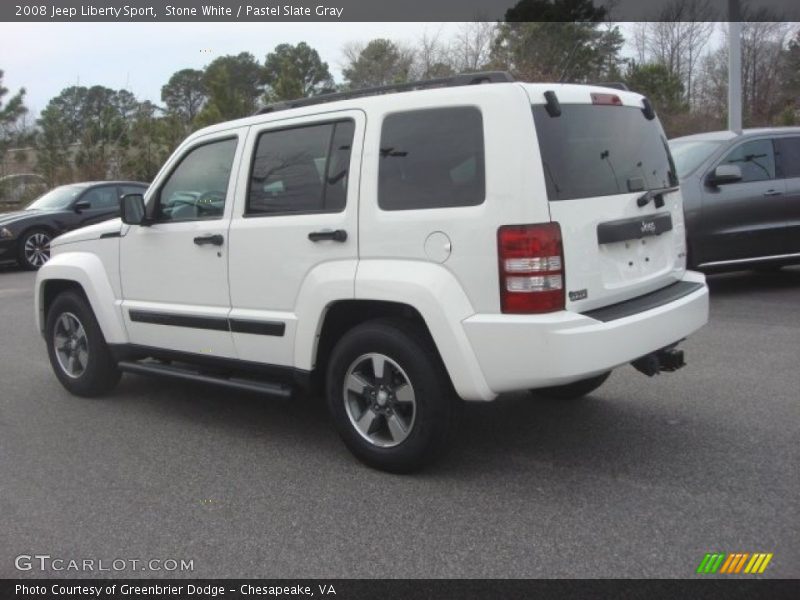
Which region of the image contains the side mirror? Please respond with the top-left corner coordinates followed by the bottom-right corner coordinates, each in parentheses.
top-left (707, 164), bottom-right (742, 187)
top-left (120, 193), bottom-right (147, 225)
top-left (73, 200), bottom-right (91, 212)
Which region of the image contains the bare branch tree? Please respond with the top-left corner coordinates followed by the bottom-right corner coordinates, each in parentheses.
top-left (637, 0), bottom-right (716, 107)
top-left (413, 26), bottom-right (454, 79)
top-left (450, 22), bottom-right (497, 73)
top-left (631, 23), bottom-right (649, 65)
top-left (694, 18), bottom-right (796, 127)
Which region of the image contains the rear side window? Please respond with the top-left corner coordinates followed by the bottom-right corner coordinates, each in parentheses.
top-left (532, 104), bottom-right (678, 201)
top-left (775, 137), bottom-right (800, 178)
top-left (247, 120), bottom-right (355, 216)
top-left (379, 107), bottom-right (485, 210)
top-left (719, 139), bottom-right (776, 182)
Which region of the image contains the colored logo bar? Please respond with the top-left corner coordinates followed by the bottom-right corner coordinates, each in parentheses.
top-left (697, 553), bottom-right (773, 574)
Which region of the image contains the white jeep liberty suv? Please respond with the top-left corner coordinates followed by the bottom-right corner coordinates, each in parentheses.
top-left (35, 73), bottom-right (709, 472)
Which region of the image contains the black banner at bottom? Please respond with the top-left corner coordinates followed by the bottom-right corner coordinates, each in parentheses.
top-left (2, 579), bottom-right (799, 600)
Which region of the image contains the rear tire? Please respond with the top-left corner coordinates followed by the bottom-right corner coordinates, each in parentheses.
top-left (530, 371), bottom-right (611, 400)
top-left (325, 319), bottom-right (459, 473)
top-left (45, 290), bottom-right (121, 397)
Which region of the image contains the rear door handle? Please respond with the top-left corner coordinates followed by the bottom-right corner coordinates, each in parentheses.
top-left (193, 234), bottom-right (224, 246)
top-left (763, 190), bottom-right (782, 197)
top-left (308, 229), bottom-right (347, 242)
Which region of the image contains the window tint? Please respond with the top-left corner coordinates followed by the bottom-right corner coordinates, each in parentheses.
top-left (719, 139), bottom-right (775, 183)
top-left (157, 138), bottom-right (237, 222)
top-left (379, 107), bottom-right (485, 210)
top-left (81, 186), bottom-right (119, 209)
top-left (532, 104), bottom-right (678, 201)
top-left (247, 121), bottom-right (354, 215)
top-left (775, 137), bottom-right (800, 179)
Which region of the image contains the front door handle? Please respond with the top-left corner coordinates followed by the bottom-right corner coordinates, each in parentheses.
top-left (308, 229), bottom-right (347, 243)
top-left (194, 234), bottom-right (224, 246)
top-left (763, 189), bottom-right (783, 197)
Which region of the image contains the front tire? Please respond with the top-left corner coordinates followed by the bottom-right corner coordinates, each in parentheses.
top-left (531, 371), bottom-right (611, 400)
top-left (18, 228), bottom-right (52, 270)
top-left (45, 290), bottom-right (121, 397)
top-left (325, 319), bottom-right (459, 473)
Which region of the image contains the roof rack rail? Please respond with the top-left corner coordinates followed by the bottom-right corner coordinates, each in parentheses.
top-left (255, 71), bottom-right (515, 115)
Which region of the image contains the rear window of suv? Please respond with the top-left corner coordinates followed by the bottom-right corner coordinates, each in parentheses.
top-left (378, 107), bottom-right (485, 210)
top-left (532, 104), bottom-right (678, 201)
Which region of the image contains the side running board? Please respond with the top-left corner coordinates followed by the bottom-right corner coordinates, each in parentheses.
top-left (117, 360), bottom-right (293, 399)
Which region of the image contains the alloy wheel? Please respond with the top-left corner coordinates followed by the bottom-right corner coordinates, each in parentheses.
top-left (53, 312), bottom-right (89, 379)
top-left (24, 232), bottom-right (51, 267)
top-left (343, 353), bottom-right (417, 448)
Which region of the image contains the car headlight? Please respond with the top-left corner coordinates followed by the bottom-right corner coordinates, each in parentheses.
top-left (0, 227), bottom-right (14, 239)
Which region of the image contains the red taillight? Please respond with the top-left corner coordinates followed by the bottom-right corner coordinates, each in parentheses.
top-left (498, 223), bottom-right (565, 314)
top-left (591, 92), bottom-right (622, 106)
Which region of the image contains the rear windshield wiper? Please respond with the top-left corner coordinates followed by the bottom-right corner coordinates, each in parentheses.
top-left (636, 185), bottom-right (679, 208)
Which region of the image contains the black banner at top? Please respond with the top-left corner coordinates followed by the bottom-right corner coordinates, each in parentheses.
top-left (2, 0), bottom-right (800, 22)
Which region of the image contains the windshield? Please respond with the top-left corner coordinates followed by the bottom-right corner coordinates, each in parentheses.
top-left (669, 140), bottom-right (724, 179)
top-left (26, 185), bottom-right (84, 210)
top-left (532, 104), bottom-right (678, 201)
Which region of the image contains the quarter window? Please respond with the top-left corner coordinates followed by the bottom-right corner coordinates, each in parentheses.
top-left (156, 137), bottom-right (238, 222)
top-left (719, 139), bottom-right (776, 183)
top-left (378, 107), bottom-right (485, 210)
top-left (247, 120), bottom-right (355, 215)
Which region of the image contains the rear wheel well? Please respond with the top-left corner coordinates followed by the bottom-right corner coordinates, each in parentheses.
top-left (313, 300), bottom-right (438, 392)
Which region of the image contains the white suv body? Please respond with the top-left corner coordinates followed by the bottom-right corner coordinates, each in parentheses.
top-left (35, 75), bottom-right (708, 471)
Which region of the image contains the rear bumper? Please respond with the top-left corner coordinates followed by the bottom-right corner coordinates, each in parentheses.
top-left (462, 270), bottom-right (709, 396)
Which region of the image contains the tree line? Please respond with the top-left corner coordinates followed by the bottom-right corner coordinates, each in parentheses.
top-left (1, 4), bottom-right (799, 185)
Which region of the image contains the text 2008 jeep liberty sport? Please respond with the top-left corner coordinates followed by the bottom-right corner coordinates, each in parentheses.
top-left (35, 73), bottom-right (708, 472)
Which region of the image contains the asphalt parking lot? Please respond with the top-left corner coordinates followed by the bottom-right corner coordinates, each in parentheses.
top-left (0, 265), bottom-right (797, 579)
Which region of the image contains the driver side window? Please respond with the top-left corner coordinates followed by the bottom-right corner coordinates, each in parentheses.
top-left (155, 137), bottom-right (238, 222)
top-left (719, 139), bottom-right (776, 183)
top-left (82, 186), bottom-right (119, 209)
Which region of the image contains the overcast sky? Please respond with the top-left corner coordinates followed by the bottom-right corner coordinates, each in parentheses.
top-left (0, 22), bottom-right (725, 116)
top-left (0, 22), bottom-right (465, 114)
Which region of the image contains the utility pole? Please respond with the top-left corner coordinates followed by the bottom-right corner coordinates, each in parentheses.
top-left (728, 0), bottom-right (742, 133)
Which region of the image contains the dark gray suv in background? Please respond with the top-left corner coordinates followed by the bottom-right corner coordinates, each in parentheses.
top-left (669, 128), bottom-right (800, 271)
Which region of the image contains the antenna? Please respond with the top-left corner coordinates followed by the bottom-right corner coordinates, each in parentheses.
top-left (558, 39), bottom-right (582, 83)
